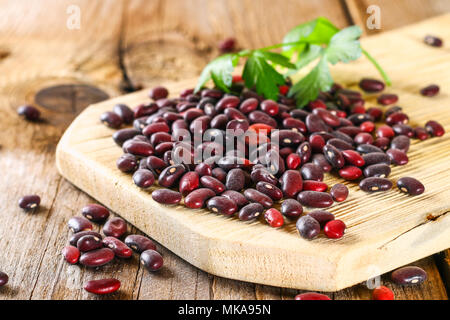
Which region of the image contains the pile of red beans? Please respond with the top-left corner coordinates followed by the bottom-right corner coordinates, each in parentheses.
top-left (101, 76), bottom-right (444, 241)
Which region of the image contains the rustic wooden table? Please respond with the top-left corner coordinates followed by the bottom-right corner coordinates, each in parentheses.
top-left (0, 0), bottom-right (449, 300)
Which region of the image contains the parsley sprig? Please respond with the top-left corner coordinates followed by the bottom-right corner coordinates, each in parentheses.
top-left (195, 17), bottom-right (391, 108)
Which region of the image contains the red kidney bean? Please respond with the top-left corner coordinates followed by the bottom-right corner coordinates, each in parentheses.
top-left (348, 113), bottom-right (374, 126)
top-left (384, 105), bottom-right (402, 117)
top-left (210, 114), bottom-right (228, 129)
top-left (218, 37), bottom-right (236, 52)
top-left (313, 108), bottom-right (340, 127)
top-left (363, 152), bottom-right (391, 166)
top-left (279, 170), bottom-right (303, 198)
top-left (84, 278), bottom-right (121, 295)
top-left (158, 164), bottom-right (185, 188)
top-left (210, 167), bottom-right (226, 183)
top-left (260, 100), bottom-right (279, 116)
top-left (102, 236), bottom-right (132, 258)
top-left (295, 142), bottom-right (311, 165)
top-left (283, 118), bottom-right (307, 134)
top-left (117, 153), bottom-right (138, 173)
top-left (312, 154), bottom-right (332, 172)
top-left (68, 216), bottom-right (93, 233)
top-left (150, 132), bottom-right (172, 146)
top-left (375, 125), bottom-right (395, 139)
top-left (225, 168), bottom-right (245, 191)
top-left (69, 231), bottom-right (102, 246)
top-left (303, 180), bottom-right (328, 192)
top-left (133, 169), bottom-right (155, 188)
top-left (279, 199), bottom-right (302, 219)
top-left (217, 156), bottom-right (252, 171)
top-left (425, 120), bottom-right (445, 137)
top-left (372, 286), bottom-right (394, 300)
top-left (424, 35), bottom-right (443, 47)
top-left (149, 86), bottom-right (169, 100)
top-left (359, 78), bottom-right (385, 93)
top-left (101, 111), bottom-right (123, 129)
top-left (202, 88), bottom-right (223, 99)
top-left (356, 144), bottom-right (384, 154)
top-left (360, 177), bottom-right (392, 192)
top-left (309, 134), bottom-right (325, 153)
top-left (62, 245), bottom-right (80, 264)
top-left (295, 292), bottom-right (331, 300)
top-left (207, 196), bottom-right (237, 215)
top-left (244, 188), bottom-right (273, 208)
top-left (113, 104), bottom-right (134, 124)
top-left (308, 210), bottom-right (335, 228)
top-left (366, 107), bottom-right (383, 121)
top-left (248, 110), bottom-right (277, 127)
top-left (397, 177), bottom-right (425, 195)
top-left (296, 215), bottom-right (320, 240)
top-left (113, 128), bottom-right (140, 146)
top-left (184, 188), bottom-right (216, 209)
top-left (363, 163), bottom-right (391, 178)
top-left (323, 145), bottom-right (345, 169)
top-left (272, 130), bottom-right (305, 148)
top-left (238, 203), bottom-right (264, 221)
top-left (297, 191), bottom-right (333, 208)
top-left (338, 165), bottom-right (362, 180)
top-left (392, 124), bottom-right (414, 138)
top-left (327, 138), bottom-right (353, 151)
top-left (330, 183), bottom-right (349, 202)
top-left (200, 175), bottom-right (226, 194)
top-left (386, 149), bottom-right (408, 165)
top-left (341, 150), bottom-right (364, 167)
top-left (154, 141), bottom-right (174, 156)
top-left (324, 220), bottom-right (346, 239)
top-left (373, 137), bottom-right (390, 151)
top-left (414, 127), bottom-right (429, 140)
top-left (103, 217), bottom-right (127, 238)
top-left (354, 132), bottom-right (373, 145)
top-left (80, 248), bottom-right (115, 267)
top-left (337, 126), bottom-right (362, 137)
top-left (264, 208), bottom-right (284, 228)
top-left (216, 95), bottom-right (240, 112)
top-left (360, 121), bottom-right (375, 133)
top-left (151, 189), bottom-right (182, 205)
top-left (308, 99), bottom-right (327, 110)
top-left (420, 84), bottom-right (439, 97)
top-left (256, 181), bottom-right (283, 201)
top-left (17, 105), bottom-right (40, 121)
top-left (140, 249), bottom-right (163, 271)
top-left (183, 108), bottom-right (204, 122)
top-left (146, 156), bottom-right (168, 176)
top-left (300, 163), bottom-right (323, 181)
top-left (0, 271), bottom-right (8, 287)
top-left (18, 194), bottom-right (41, 210)
top-left (386, 112), bottom-right (409, 126)
top-left (377, 94), bottom-right (398, 105)
top-left (134, 103), bottom-right (158, 118)
top-left (77, 234), bottom-right (103, 252)
top-left (220, 191), bottom-right (248, 209)
top-left (123, 140), bottom-right (154, 157)
top-left (305, 114), bottom-right (328, 133)
top-left (250, 168), bottom-right (278, 185)
top-left (178, 172), bottom-right (199, 196)
top-left (125, 235), bottom-right (156, 253)
top-left (286, 153), bottom-right (301, 170)
top-left (194, 163), bottom-right (211, 177)
top-left (142, 122), bottom-right (170, 137)
top-left (239, 98), bottom-right (258, 114)
top-left (391, 266), bottom-right (427, 285)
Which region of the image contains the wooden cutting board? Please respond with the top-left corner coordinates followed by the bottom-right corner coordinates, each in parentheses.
top-left (56, 14), bottom-right (450, 291)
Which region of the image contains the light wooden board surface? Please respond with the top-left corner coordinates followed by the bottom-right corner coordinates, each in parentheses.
top-left (56, 13), bottom-right (450, 292)
top-left (0, 0), bottom-right (449, 299)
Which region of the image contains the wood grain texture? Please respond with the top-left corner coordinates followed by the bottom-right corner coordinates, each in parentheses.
top-left (56, 14), bottom-right (450, 292)
top-left (0, 0), bottom-right (448, 299)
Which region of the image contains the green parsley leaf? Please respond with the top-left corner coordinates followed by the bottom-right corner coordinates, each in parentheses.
top-left (288, 57), bottom-right (333, 107)
top-left (242, 52), bottom-right (286, 100)
top-left (255, 51), bottom-right (296, 69)
top-left (326, 25), bottom-right (362, 64)
top-left (194, 54), bottom-right (239, 93)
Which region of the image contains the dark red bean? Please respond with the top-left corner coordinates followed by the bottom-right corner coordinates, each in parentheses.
top-left (125, 235), bottom-right (156, 253)
top-left (225, 168), bottom-right (245, 191)
top-left (280, 199), bottom-right (303, 218)
top-left (256, 181), bottom-right (283, 201)
top-left (84, 278), bottom-right (121, 295)
top-left (62, 245), bottom-right (80, 264)
top-left (348, 113), bottom-right (374, 126)
top-left (0, 271), bottom-right (8, 287)
top-left (420, 84), bottom-right (439, 97)
top-left (327, 138), bottom-right (354, 151)
top-left (386, 149), bottom-right (408, 165)
top-left (260, 100), bottom-right (279, 116)
top-left (372, 286), bottom-right (394, 300)
top-left (392, 124), bottom-right (414, 138)
top-left (323, 145), bottom-right (345, 169)
top-left (152, 189), bottom-right (182, 205)
top-left (385, 106), bottom-right (402, 118)
top-left (18, 194), bottom-right (40, 210)
top-left (176, 172), bottom-right (198, 196)
top-left (359, 177), bottom-right (392, 192)
top-left (149, 86), bottom-right (169, 100)
top-left (303, 180), bottom-right (328, 192)
top-left (221, 190), bottom-right (249, 208)
top-left (338, 165), bottom-right (362, 180)
top-left (354, 132), bottom-right (373, 145)
top-left (248, 110), bottom-right (277, 127)
top-left (158, 164), bottom-right (185, 188)
top-left (142, 122), bottom-right (170, 137)
top-left (77, 234), bottom-right (103, 252)
top-left (296, 215), bottom-right (320, 240)
top-left (342, 150), bottom-right (364, 167)
top-left (184, 188), bottom-right (216, 209)
top-left (283, 118), bottom-right (307, 134)
top-left (103, 217), bottom-right (127, 238)
top-left (17, 105), bottom-right (40, 121)
top-left (212, 167), bottom-right (227, 183)
top-left (360, 121), bottom-right (375, 133)
top-left (239, 98), bottom-right (258, 114)
top-left (207, 196), bottom-right (237, 215)
top-left (414, 127), bottom-right (429, 140)
top-left (286, 153), bottom-right (301, 170)
top-left (312, 154), bottom-right (332, 172)
top-left (363, 163), bottom-right (391, 178)
top-left (297, 191), bottom-right (333, 208)
top-left (264, 208), bottom-right (284, 228)
top-left (300, 163), bottom-right (323, 181)
top-left (216, 96), bottom-right (240, 112)
top-left (113, 128), bottom-right (140, 146)
top-left (337, 126), bottom-right (362, 137)
top-left (359, 78), bottom-right (385, 93)
top-left (366, 108), bottom-right (383, 121)
top-left (146, 156), bottom-right (167, 176)
top-left (425, 120), bottom-right (445, 137)
top-left (140, 249), bottom-right (163, 271)
top-left (377, 94), bottom-right (398, 105)
top-left (113, 104), bottom-right (134, 124)
top-left (200, 175), bottom-right (226, 194)
top-left (424, 35), bottom-right (443, 47)
top-left (217, 156), bottom-right (252, 171)
top-left (68, 216), bottom-right (93, 233)
top-left (363, 152), bottom-right (391, 166)
top-left (309, 135), bottom-right (325, 153)
top-left (100, 111), bottom-right (122, 129)
top-left (313, 108), bottom-right (340, 127)
top-left (123, 140), bottom-right (154, 157)
top-left (305, 114), bottom-right (328, 133)
top-left (324, 220), bottom-right (346, 239)
top-left (243, 188), bottom-right (273, 208)
top-left (238, 203), bottom-right (264, 221)
top-left (117, 153), bottom-right (138, 173)
top-left (295, 292), bottom-right (331, 300)
top-left (250, 168), bottom-right (278, 185)
top-left (279, 170), bottom-right (303, 198)
top-left (391, 266), bottom-right (427, 285)
top-left (134, 103), bottom-right (158, 118)
top-left (376, 125), bottom-right (395, 139)
top-left (102, 236), bottom-right (132, 258)
top-left (79, 248), bottom-right (115, 267)
top-left (296, 142), bottom-right (312, 164)
top-left (330, 183), bottom-right (349, 202)
top-left (386, 112), bottom-right (409, 126)
top-left (308, 210), bottom-right (335, 228)
top-left (69, 231), bottom-right (102, 246)
top-left (373, 137), bottom-right (390, 151)
top-left (356, 144), bottom-right (384, 154)
top-left (201, 88), bottom-right (223, 99)
top-left (397, 177), bottom-right (425, 195)
top-left (133, 169), bottom-right (155, 188)
top-left (218, 37), bottom-right (236, 52)
top-left (272, 130), bottom-right (305, 148)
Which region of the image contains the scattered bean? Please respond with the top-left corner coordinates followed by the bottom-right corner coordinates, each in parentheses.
top-left (140, 249), bottom-right (164, 271)
top-left (103, 217), bottom-right (127, 238)
top-left (397, 177), bottom-right (425, 195)
top-left (68, 216), bottom-right (93, 233)
top-left (391, 266), bottom-right (427, 285)
top-left (79, 248), bottom-right (115, 267)
top-left (18, 194), bottom-right (41, 210)
top-left (124, 235), bottom-right (156, 253)
top-left (84, 278), bottom-right (121, 295)
top-left (82, 204), bottom-right (110, 222)
top-left (296, 215), bottom-right (320, 240)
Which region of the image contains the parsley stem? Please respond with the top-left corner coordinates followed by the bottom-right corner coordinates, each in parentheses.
top-left (362, 49), bottom-right (392, 86)
top-left (259, 41), bottom-right (308, 51)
